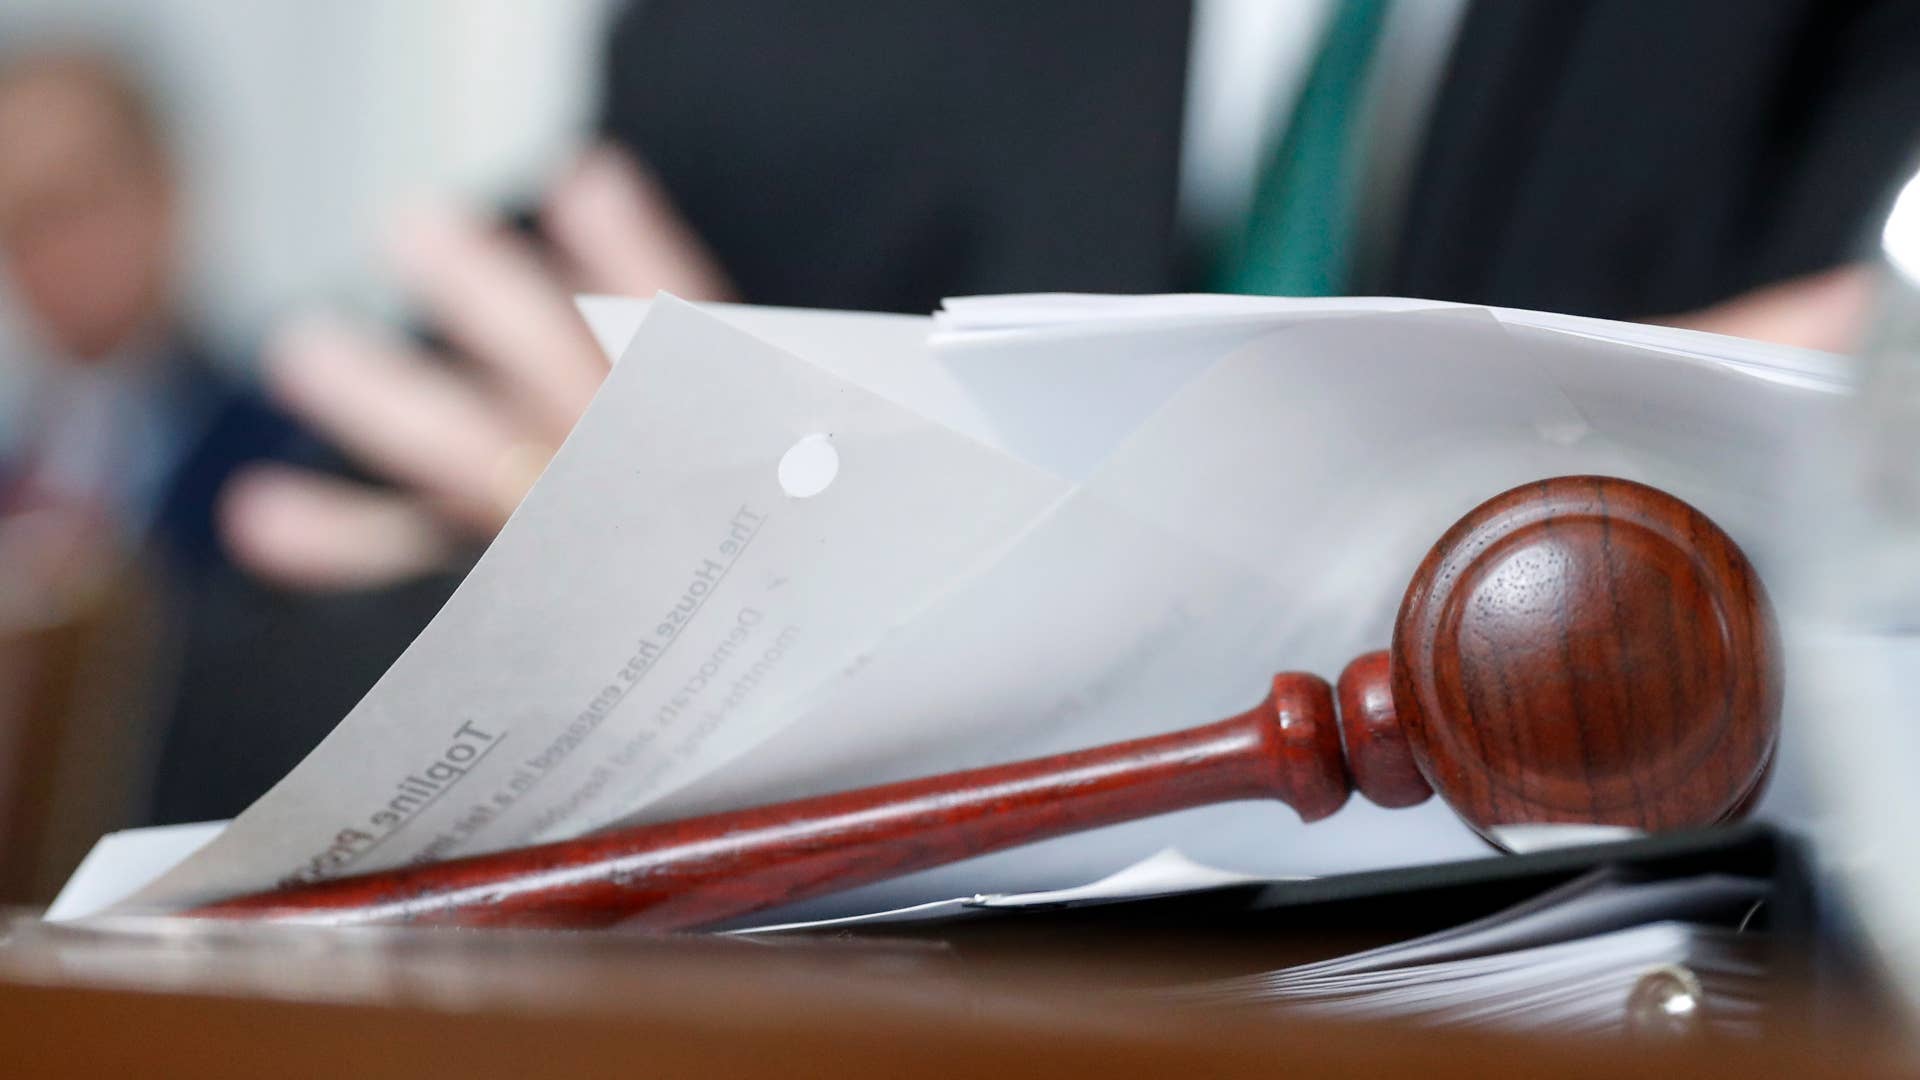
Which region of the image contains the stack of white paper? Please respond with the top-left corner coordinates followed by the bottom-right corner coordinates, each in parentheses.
top-left (1171, 869), bottom-right (1770, 1035)
top-left (51, 292), bottom-right (1847, 924)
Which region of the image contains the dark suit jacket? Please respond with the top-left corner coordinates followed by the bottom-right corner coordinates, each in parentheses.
top-left (36, 348), bottom-right (459, 826)
top-left (0, 345), bottom-right (293, 578)
top-left (600, 0), bottom-right (1920, 320)
top-left (146, 350), bottom-right (305, 575)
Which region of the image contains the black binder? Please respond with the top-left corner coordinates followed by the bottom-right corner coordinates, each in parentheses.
top-left (773, 824), bottom-right (1831, 1033)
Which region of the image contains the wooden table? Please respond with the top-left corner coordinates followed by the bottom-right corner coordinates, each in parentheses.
top-left (2, 911), bottom-right (1913, 1079)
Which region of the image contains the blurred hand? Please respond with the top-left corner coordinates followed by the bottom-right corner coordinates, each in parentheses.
top-left (220, 144), bottom-right (733, 590)
top-left (1655, 264), bottom-right (1873, 354)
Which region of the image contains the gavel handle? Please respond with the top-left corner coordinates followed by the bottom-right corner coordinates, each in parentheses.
top-left (190, 675), bottom-right (1349, 930)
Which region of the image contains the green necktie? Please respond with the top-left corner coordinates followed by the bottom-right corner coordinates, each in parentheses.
top-left (1212, 0), bottom-right (1389, 297)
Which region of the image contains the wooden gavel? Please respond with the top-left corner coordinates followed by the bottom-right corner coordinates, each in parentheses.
top-left (192, 476), bottom-right (1780, 931)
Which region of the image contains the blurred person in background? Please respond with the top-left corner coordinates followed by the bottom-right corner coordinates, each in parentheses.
top-left (88, 2), bottom-right (1920, 820)
top-left (229, 0), bottom-right (1920, 595)
top-left (0, 51), bottom-right (293, 582)
top-left (0, 48), bottom-right (452, 836)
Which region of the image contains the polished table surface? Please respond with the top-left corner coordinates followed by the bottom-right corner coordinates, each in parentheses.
top-left (1, 910), bottom-right (1913, 1079)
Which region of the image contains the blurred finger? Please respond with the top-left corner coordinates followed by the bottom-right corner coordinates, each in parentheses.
top-left (544, 143), bottom-right (735, 301)
top-left (265, 314), bottom-right (542, 530)
top-left (218, 465), bottom-right (459, 591)
top-left (385, 202), bottom-right (608, 440)
top-left (1655, 264), bottom-right (1872, 352)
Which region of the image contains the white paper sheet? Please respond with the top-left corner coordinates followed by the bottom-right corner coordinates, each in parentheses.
top-left (927, 294), bottom-right (1839, 838)
top-left (732, 847), bottom-right (1273, 934)
top-left (45, 822), bottom-right (226, 921)
top-left (640, 309), bottom-right (1607, 917)
top-left (1178, 868), bottom-right (1769, 1035)
top-left (107, 297), bottom-right (1065, 913)
top-left (577, 297), bottom-right (1022, 464)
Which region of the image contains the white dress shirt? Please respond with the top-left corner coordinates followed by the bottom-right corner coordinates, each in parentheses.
top-left (1179, 0), bottom-right (1469, 285)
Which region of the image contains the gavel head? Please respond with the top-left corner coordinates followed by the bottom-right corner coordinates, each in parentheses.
top-left (1340, 476), bottom-right (1781, 845)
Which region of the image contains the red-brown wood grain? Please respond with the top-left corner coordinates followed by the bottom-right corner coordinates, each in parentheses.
top-left (1391, 475), bottom-right (1780, 837)
top-left (1336, 652), bottom-right (1432, 808)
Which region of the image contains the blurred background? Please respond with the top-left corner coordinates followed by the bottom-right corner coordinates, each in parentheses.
top-left (0, 0), bottom-right (623, 900)
top-left (0, 0), bottom-right (612, 374)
